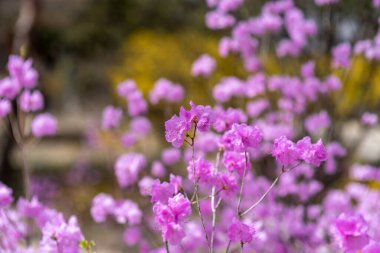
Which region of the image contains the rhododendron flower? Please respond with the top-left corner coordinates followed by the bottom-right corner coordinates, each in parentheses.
top-left (206, 10), bottom-right (236, 30)
top-left (332, 43), bottom-right (351, 69)
top-left (123, 227), bottom-right (141, 246)
top-left (7, 55), bottom-right (38, 89)
top-left (101, 105), bottom-right (122, 130)
top-left (130, 116), bottom-right (152, 136)
top-left (139, 176), bottom-right (155, 196)
top-left (91, 193), bottom-right (115, 223)
top-left (114, 153), bottom-right (146, 188)
top-left (0, 183), bottom-right (13, 209)
top-left (31, 113), bottom-right (57, 137)
top-left (151, 160), bottom-right (166, 177)
top-left (19, 90), bottom-right (44, 112)
top-left (149, 78), bottom-right (184, 104)
top-left (161, 148), bottom-right (181, 166)
top-left (333, 213), bottom-right (370, 252)
top-left (187, 158), bottom-right (214, 183)
top-left (0, 77), bottom-right (20, 99)
top-left (272, 135), bottom-right (300, 166)
top-left (113, 200), bottom-right (142, 225)
top-left (223, 151), bottom-right (249, 176)
top-left (165, 102), bottom-right (214, 147)
top-left (304, 111), bottom-right (331, 134)
top-left (39, 216), bottom-right (83, 253)
top-left (220, 123), bottom-right (262, 152)
top-left (0, 99), bottom-right (11, 118)
top-left (227, 218), bottom-right (255, 243)
top-left (150, 180), bottom-right (175, 204)
top-left (191, 54), bottom-right (216, 77)
top-left (153, 193), bottom-right (191, 245)
top-left (297, 137), bottom-right (327, 166)
top-left (169, 174), bottom-right (183, 194)
top-left (361, 112), bottom-right (378, 126)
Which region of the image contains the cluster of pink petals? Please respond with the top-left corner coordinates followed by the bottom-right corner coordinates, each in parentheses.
top-left (191, 54), bottom-right (217, 77)
top-left (149, 78), bottom-right (184, 104)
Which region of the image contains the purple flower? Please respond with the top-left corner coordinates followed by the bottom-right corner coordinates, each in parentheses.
top-left (114, 153), bottom-right (146, 188)
top-left (165, 102), bottom-right (213, 147)
top-left (191, 54), bottom-right (216, 77)
top-left (123, 227), bottom-right (141, 246)
top-left (151, 160), bottom-right (166, 177)
top-left (227, 218), bottom-right (255, 244)
top-left (0, 182), bottom-right (13, 209)
top-left (169, 174), bottom-right (183, 194)
top-left (31, 113), bottom-right (57, 137)
top-left (304, 111), bottom-right (331, 134)
top-left (19, 90), bottom-right (44, 112)
top-left (297, 137), bottom-right (327, 166)
top-left (91, 193), bottom-right (115, 223)
top-left (0, 99), bottom-right (11, 118)
top-left (39, 216), bottom-right (83, 253)
top-left (130, 116), bottom-right (151, 136)
top-left (220, 123), bottom-right (262, 152)
top-left (161, 148), bottom-right (181, 166)
top-left (223, 151), bottom-right (249, 176)
top-left (7, 55), bottom-right (38, 89)
top-left (0, 77), bottom-right (20, 99)
top-left (246, 99), bottom-right (269, 118)
top-left (187, 158), bottom-right (214, 184)
top-left (153, 193), bottom-right (191, 245)
top-left (217, 0), bottom-right (244, 12)
top-left (150, 179), bottom-right (175, 204)
top-left (332, 43), bottom-right (351, 69)
top-left (333, 213), bottom-right (370, 252)
top-left (206, 11), bottom-right (236, 30)
top-left (121, 132), bottom-right (137, 148)
top-left (272, 136), bottom-right (301, 166)
top-left (101, 105), bottom-right (122, 130)
top-left (361, 112), bottom-right (378, 126)
top-left (139, 176), bottom-right (155, 196)
top-left (112, 200), bottom-right (142, 225)
top-left (149, 78), bottom-right (184, 104)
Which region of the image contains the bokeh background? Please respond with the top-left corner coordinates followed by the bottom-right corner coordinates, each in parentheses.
top-left (1, 0), bottom-right (380, 252)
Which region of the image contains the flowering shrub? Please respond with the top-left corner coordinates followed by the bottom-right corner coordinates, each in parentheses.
top-left (2, 0), bottom-right (380, 253)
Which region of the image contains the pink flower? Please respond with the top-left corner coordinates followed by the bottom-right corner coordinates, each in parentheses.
top-left (361, 112), bottom-right (378, 126)
top-left (114, 153), bottom-right (146, 188)
top-left (153, 193), bottom-right (191, 245)
top-left (150, 180), bottom-right (175, 204)
top-left (0, 77), bottom-right (20, 99)
top-left (206, 11), bottom-right (235, 30)
top-left (7, 55), bottom-right (38, 89)
top-left (0, 99), bottom-right (11, 118)
top-left (227, 218), bottom-right (255, 243)
top-left (221, 123), bottom-right (262, 152)
top-left (333, 213), bottom-right (370, 252)
top-left (149, 78), bottom-right (184, 104)
top-left (151, 161), bottom-right (166, 177)
top-left (272, 136), bottom-right (300, 166)
top-left (332, 43), bottom-right (351, 69)
top-left (297, 137), bottom-right (327, 166)
top-left (91, 193), bottom-right (115, 223)
top-left (191, 54), bottom-right (216, 77)
top-left (101, 105), bottom-right (122, 130)
top-left (19, 90), bottom-right (44, 112)
top-left (161, 148), bottom-right (181, 166)
top-left (187, 158), bottom-right (214, 183)
top-left (31, 113), bottom-right (57, 137)
top-left (304, 111), bottom-right (331, 134)
top-left (0, 182), bottom-right (13, 209)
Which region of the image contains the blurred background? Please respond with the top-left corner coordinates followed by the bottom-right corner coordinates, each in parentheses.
top-left (1, 0), bottom-right (380, 252)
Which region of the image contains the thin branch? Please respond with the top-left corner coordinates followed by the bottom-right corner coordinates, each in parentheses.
top-left (237, 151), bottom-right (249, 215)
